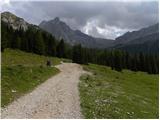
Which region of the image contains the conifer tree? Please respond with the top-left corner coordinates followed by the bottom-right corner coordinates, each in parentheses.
top-left (113, 50), bottom-right (122, 72)
top-left (56, 39), bottom-right (65, 58)
top-left (1, 23), bottom-right (8, 51)
top-left (34, 31), bottom-right (45, 55)
top-left (48, 35), bottom-right (56, 56)
top-left (72, 44), bottom-right (82, 64)
top-left (16, 37), bottom-right (21, 49)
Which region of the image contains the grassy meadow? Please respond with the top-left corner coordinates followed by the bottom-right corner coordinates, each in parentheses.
top-left (1, 49), bottom-right (62, 107)
top-left (79, 64), bottom-right (159, 119)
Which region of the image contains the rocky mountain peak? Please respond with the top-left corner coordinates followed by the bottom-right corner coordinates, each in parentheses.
top-left (1, 11), bottom-right (29, 31)
top-left (50, 17), bottom-right (60, 24)
top-left (54, 17), bottom-right (60, 22)
top-left (39, 17), bottom-right (114, 48)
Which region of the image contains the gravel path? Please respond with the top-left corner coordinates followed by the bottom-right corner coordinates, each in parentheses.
top-left (1, 63), bottom-right (87, 119)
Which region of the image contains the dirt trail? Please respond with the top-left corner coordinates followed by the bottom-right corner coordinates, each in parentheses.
top-left (1, 63), bottom-right (88, 119)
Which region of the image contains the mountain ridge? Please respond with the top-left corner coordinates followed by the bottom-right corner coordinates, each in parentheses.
top-left (39, 17), bottom-right (114, 48)
top-left (1, 11), bottom-right (39, 31)
top-left (112, 23), bottom-right (159, 54)
top-left (115, 23), bottom-right (159, 45)
top-left (1, 11), bottom-right (159, 53)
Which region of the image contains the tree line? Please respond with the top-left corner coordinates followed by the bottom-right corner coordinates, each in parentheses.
top-left (2, 22), bottom-right (71, 58)
top-left (72, 45), bottom-right (158, 74)
top-left (2, 21), bottom-right (159, 74)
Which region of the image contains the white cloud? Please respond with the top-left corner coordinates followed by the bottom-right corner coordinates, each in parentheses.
top-left (82, 19), bottom-right (134, 39)
top-left (82, 19), bottom-right (98, 34)
top-left (1, 1), bottom-right (158, 39)
top-left (0, 0), bottom-right (11, 11)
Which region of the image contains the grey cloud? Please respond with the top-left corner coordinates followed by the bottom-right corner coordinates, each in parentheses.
top-left (1, 1), bottom-right (158, 39)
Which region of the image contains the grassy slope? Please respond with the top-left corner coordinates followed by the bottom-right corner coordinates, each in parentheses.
top-left (2, 49), bottom-right (61, 66)
top-left (2, 49), bottom-right (62, 107)
top-left (79, 64), bottom-right (159, 119)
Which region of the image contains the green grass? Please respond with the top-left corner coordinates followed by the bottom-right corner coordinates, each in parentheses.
top-left (2, 49), bottom-right (62, 66)
top-left (1, 49), bottom-right (62, 107)
top-left (79, 64), bottom-right (159, 119)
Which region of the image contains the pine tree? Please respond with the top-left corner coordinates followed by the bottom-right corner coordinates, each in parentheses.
top-left (72, 44), bottom-right (82, 64)
top-left (48, 35), bottom-right (56, 56)
top-left (145, 55), bottom-right (152, 74)
top-left (26, 28), bottom-right (35, 52)
top-left (150, 55), bottom-right (158, 74)
top-left (1, 23), bottom-right (8, 51)
top-left (34, 31), bottom-right (45, 55)
top-left (139, 53), bottom-right (145, 71)
top-left (110, 51), bottom-right (114, 70)
top-left (56, 39), bottom-right (65, 58)
top-left (113, 50), bottom-right (122, 72)
top-left (16, 37), bottom-right (21, 49)
top-left (81, 48), bottom-right (89, 65)
top-left (125, 52), bottom-right (130, 69)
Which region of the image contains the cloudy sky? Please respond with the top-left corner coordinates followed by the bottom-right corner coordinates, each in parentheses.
top-left (1, 0), bottom-right (159, 39)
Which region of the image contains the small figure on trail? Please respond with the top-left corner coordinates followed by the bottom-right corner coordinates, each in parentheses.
top-left (46, 60), bottom-right (52, 67)
top-left (60, 61), bottom-right (63, 64)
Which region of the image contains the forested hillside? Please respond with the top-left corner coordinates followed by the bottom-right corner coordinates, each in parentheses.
top-left (2, 21), bottom-right (159, 74)
top-left (113, 23), bottom-right (159, 54)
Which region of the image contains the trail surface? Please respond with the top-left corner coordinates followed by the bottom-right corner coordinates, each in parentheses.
top-left (2, 63), bottom-right (87, 119)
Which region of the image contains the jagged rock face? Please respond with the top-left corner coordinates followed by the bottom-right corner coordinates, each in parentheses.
top-left (39, 17), bottom-right (114, 48)
top-left (1, 12), bottom-right (29, 31)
